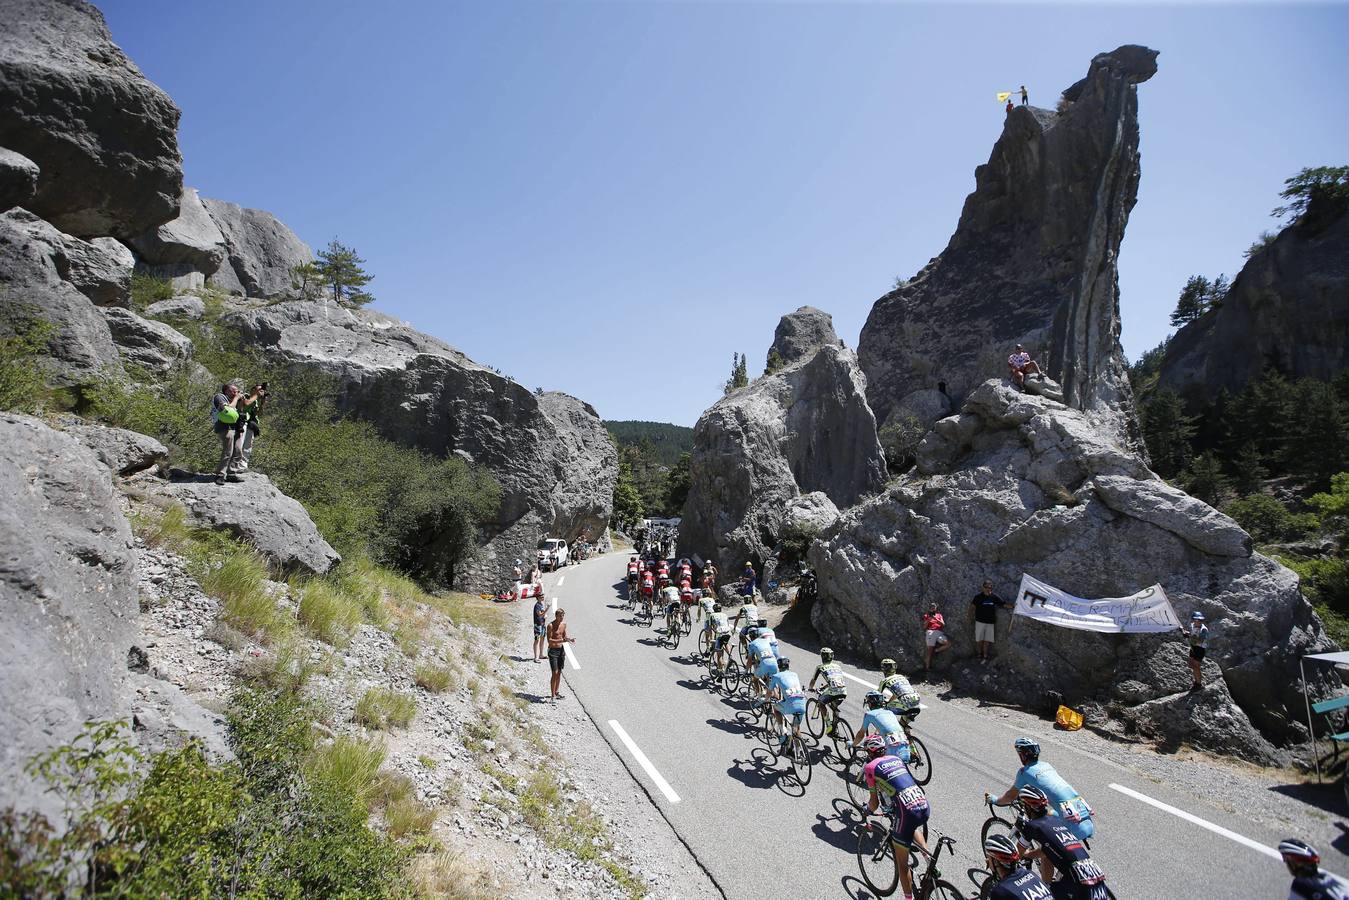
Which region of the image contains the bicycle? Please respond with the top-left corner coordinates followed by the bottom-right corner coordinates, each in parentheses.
top-left (896, 710), bottom-right (933, 786)
top-left (857, 818), bottom-right (961, 900)
top-left (771, 707), bottom-right (813, 785)
top-left (664, 607), bottom-right (683, 649)
top-left (806, 690), bottom-right (855, 759)
top-left (638, 593), bottom-right (654, 627)
top-left (977, 798), bottom-right (1114, 899)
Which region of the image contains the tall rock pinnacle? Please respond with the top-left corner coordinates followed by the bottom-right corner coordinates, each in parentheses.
top-left (858, 45), bottom-right (1158, 450)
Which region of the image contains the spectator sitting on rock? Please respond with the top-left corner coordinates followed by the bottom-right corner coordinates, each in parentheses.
top-left (922, 602), bottom-right (950, 671)
top-left (1007, 344), bottom-right (1043, 391)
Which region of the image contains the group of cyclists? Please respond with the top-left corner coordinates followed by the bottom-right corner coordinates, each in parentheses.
top-left (613, 548), bottom-right (1344, 900)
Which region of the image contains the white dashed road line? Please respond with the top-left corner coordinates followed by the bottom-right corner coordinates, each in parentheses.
top-left (1108, 783), bottom-right (1281, 861)
top-left (551, 595), bottom-right (557, 614)
top-left (842, 671), bottom-right (875, 689)
top-left (557, 575), bottom-right (565, 586)
top-left (609, 720), bottom-right (681, 803)
top-left (563, 643), bottom-right (580, 670)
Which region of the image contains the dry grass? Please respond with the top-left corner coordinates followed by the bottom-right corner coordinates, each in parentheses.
top-left (296, 578), bottom-right (361, 647)
top-left (414, 663), bottom-right (455, 694)
top-left (408, 851), bottom-right (500, 900)
top-left (354, 687), bottom-right (417, 730)
top-left (425, 592), bottom-right (507, 638)
top-left (303, 735), bottom-right (387, 809)
top-left (207, 547), bottom-right (287, 642)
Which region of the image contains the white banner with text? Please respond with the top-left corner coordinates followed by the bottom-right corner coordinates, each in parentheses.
top-left (1014, 574), bottom-right (1182, 634)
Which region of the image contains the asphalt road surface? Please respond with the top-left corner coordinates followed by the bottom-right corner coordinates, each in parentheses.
top-left (533, 551), bottom-right (1336, 899)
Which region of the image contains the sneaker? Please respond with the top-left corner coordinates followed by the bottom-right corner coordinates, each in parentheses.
top-left (214, 474), bottom-right (226, 485)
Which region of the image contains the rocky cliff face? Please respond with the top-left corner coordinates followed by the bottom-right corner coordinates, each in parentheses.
top-left (810, 380), bottom-right (1332, 760)
top-left (226, 301), bottom-right (614, 588)
top-left (130, 187), bottom-right (230, 291)
top-left (680, 308), bottom-right (886, 576)
top-left (0, 0), bottom-right (182, 240)
top-left (859, 46), bottom-right (1157, 452)
top-left (201, 197), bottom-right (313, 299)
top-left (1157, 209), bottom-right (1349, 406)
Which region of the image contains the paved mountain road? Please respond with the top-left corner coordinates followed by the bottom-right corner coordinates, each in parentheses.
top-left (532, 552), bottom-right (1335, 899)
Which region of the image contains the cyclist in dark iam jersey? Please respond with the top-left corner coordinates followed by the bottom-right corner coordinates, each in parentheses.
top-left (984, 834), bottom-right (1054, 900)
top-left (1015, 785), bottom-right (1110, 900)
top-left (1282, 839), bottom-right (1349, 900)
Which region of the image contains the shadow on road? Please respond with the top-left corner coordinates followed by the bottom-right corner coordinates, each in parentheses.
top-left (705, 717), bottom-right (754, 738)
top-left (1269, 780), bottom-right (1345, 817)
top-left (513, 691), bottom-right (552, 705)
top-left (841, 874), bottom-right (883, 900)
top-left (812, 802), bottom-right (862, 853)
top-left (726, 749), bottom-right (782, 791)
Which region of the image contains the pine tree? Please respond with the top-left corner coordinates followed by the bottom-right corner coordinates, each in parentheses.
top-left (1141, 390), bottom-right (1194, 477)
top-left (1291, 381), bottom-right (1349, 489)
top-left (315, 239), bottom-right (375, 307)
top-left (765, 347), bottom-right (785, 376)
top-left (1184, 451), bottom-right (1230, 506)
top-left (290, 261), bottom-right (324, 301)
top-left (1229, 445), bottom-right (1268, 495)
top-left (1170, 276), bottom-right (1212, 326)
top-left (723, 352), bottom-right (749, 395)
top-left (664, 452), bottom-right (692, 513)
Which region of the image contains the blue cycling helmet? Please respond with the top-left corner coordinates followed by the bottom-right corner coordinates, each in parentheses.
top-left (1014, 736), bottom-right (1041, 763)
top-left (778, 657), bottom-right (791, 670)
top-left (864, 691), bottom-right (885, 709)
top-left (1279, 839), bottom-right (1320, 873)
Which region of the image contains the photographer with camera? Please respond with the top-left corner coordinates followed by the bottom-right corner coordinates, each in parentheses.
top-left (236, 381), bottom-right (268, 471)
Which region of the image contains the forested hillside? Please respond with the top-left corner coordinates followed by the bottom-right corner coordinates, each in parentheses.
top-left (604, 420), bottom-right (693, 466)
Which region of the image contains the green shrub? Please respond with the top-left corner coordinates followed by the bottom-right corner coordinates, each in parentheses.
top-left (297, 578), bottom-right (362, 647)
top-left (414, 663), bottom-right (454, 693)
top-left (384, 795), bottom-right (436, 839)
top-left (304, 734), bottom-right (387, 809)
top-left (354, 687), bottom-right (417, 730)
top-left (130, 274), bottom-right (174, 311)
top-left (1223, 494), bottom-right (1319, 545)
top-left (1285, 555), bottom-right (1349, 646)
top-left (0, 308), bottom-right (59, 414)
top-left (203, 543), bottom-right (286, 641)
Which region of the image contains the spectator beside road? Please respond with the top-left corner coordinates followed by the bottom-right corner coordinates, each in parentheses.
top-left (547, 608), bottom-right (577, 702)
top-left (1183, 611), bottom-right (1208, 691)
top-left (740, 561), bottom-right (757, 597)
top-left (532, 594), bottom-right (548, 663)
top-left (922, 602), bottom-right (950, 671)
top-left (971, 580), bottom-right (1012, 663)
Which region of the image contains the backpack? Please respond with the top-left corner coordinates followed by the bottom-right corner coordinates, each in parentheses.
top-left (216, 405), bottom-right (239, 424)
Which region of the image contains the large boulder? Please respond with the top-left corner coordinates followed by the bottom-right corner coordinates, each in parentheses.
top-left (810, 379), bottom-right (1333, 761)
top-left (219, 300), bottom-right (613, 588)
top-left (130, 187), bottom-right (229, 291)
top-left (0, 208), bottom-right (124, 383)
top-left (0, 0), bottom-right (182, 240)
top-left (0, 147), bottom-right (40, 212)
top-left (0, 412), bottom-right (138, 822)
top-left (680, 311), bottom-right (887, 575)
top-left (768, 305), bottom-right (843, 366)
top-left (202, 198), bottom-right (313, 299)
top-left (101, 306), bottom-right (193, 373)
top-left (56, 417), bottom-right (168, 476)
top-left (858, 46), bottom-right (1158, 452)
top-left (149, 472), bottom-right (341, 575)
top-left (1157, 209), bottom-right (1349, 407)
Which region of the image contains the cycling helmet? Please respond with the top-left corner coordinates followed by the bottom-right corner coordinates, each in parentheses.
top-left (984, 834), bottom-right (1020, 866)
top-left (1279, 839), bottom-right (1320, 873)
top-left (747, 628), bottom-right (760, 641)
top-left (880, 658), bottom-right (896, 674)
top-left (713, 603), bottom-right (722, 613)
top-left (1017, 784), bottom-right (1050, 815)
top-left (1013, 736), bottom-right (1041, 763)
top-left (820, 647), bottom-right (834, 663)
top-left (862, 735), bottom-right (887, 758)
top-left (757, 618), bottom-right (769, 627)
top-left (778, 657), bottom-right (791, 670)
top-left (864, 690), bottom-right (885, 710)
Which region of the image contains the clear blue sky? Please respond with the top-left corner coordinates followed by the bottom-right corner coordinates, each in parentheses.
top-left (100, 1), bottom-right (1349, 426)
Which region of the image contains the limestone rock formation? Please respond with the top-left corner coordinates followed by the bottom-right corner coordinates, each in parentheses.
top-left (144, 295), bottom-right (206, 321)
top-left (130, 187), bottom-right (229, 291)
top-left (222, 300), bottom-right (612, 587)
top-left (0, 412), bottom-right (139, 821)
top-left (0, 0), bottom-right (182, 240)
top-left (768, 305), bottom-right (843, 366)
top-left (858, 46), bottom-right (1158, 452)
top-left (101, 306), bottom-right (193, 373)
top-left (680, 308), bottom-right (887, 575)
top-left (64, 236), bottom-right (134, 308)
top-left (810, 380), bottom-right (1332, 760)
top-left (150, 472), bottom-right (341, 575)
top-left (202, 198), bottom-right (313, 299)
top-left (58, 417), bottom-right (168, 475)
top-left (0, 208), bottom-right (124, 383)
top-left (1157, 209), bottom-right (1349, 407)
top-left (0, 147), bottom-right (40, 212)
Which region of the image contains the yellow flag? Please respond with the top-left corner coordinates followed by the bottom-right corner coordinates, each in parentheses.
top-left (996, 91), bottom-right (1012, 103)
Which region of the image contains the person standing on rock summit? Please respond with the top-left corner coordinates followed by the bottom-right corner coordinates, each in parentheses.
top-left (211, 382), bottom-right (246, 485)
top-left (1020, 85), bottom-right (1029, 106)
top-left (970, 580), bottom-right (1011, 662)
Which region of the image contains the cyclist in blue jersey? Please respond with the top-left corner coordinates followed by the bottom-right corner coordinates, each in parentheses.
top-left (852, 691), bottom-right (910, 762)
top-left (1014, 785), bottom-right (1110, 899)
top-left (860, 735), bottom-right (930, 900)
top-left (755, 619), bottom-right (780, 657)
top-left (766, 657), bottom-right (808, 748)
top-left (984, 834), bottom-right (1054, 900)
top-left (989, 737), bottom-right (1094, 841)
top-left (746, 628), bottom-right (779, 701)
top-left (1282, 839), bottom-right (1349, 900)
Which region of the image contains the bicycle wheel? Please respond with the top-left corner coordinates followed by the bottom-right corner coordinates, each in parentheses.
top-left (928, 880), bottom-right (964, 900)
top-left (907, 733), bottom-right (932, 786)
top-left (697, 629), bottom-right (711, 659)
top-left (856, 819), bottom-right (899, 897)
top-left (845, 756), bottom-right (870, 810)
top-left (721, 658), bottom-right (742, 694)
top-left (967, 868), bottom-right (994, 900)
top-left (831, 716), bottom-right (856, 760)
top-left (791, 734), bottom-right (813, 785)
top-left (806, 698), bottom-right (825, 739)
top-left (979, 812), bottom-right (1014, 849)
top-left (666, 620), bottom-right (681, 649)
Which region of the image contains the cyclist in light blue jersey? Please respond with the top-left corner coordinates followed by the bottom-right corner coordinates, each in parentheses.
top-left (747, 628), bottom-right (779, 701)
top-left (989, 737), bottom-right (1094, 841)
top-left (852, 691), bottom-right (911, 762)
top-left (767, 657), bottom-right (808, 747)
top-left (755, 619), bottom-right (780, 657)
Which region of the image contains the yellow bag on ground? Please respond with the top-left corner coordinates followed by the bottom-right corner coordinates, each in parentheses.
top-left (1055, 705), bottom-right (1084, 731)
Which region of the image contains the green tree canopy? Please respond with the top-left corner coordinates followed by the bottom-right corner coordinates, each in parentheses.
top-left (1170, 274), bottom-right (1228, 327)
top-left (1273, 165), bottom-right (1349, 225)
top-left (315, 240), bottom-right (375, 307)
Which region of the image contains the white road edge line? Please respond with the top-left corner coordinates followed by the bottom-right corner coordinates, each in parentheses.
top-left (557, 575), bottom-right (565, 586)
top-left (841, 671), bottom-right (875, 689)
top-left (1108, 783), bottom-right (1281, 861)
top-left (563, 643), bottom-right (580, 670)
top-left (608, 720), bottom-right (681, 803)
top-left (550, 595), bottom-right (557, 614)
